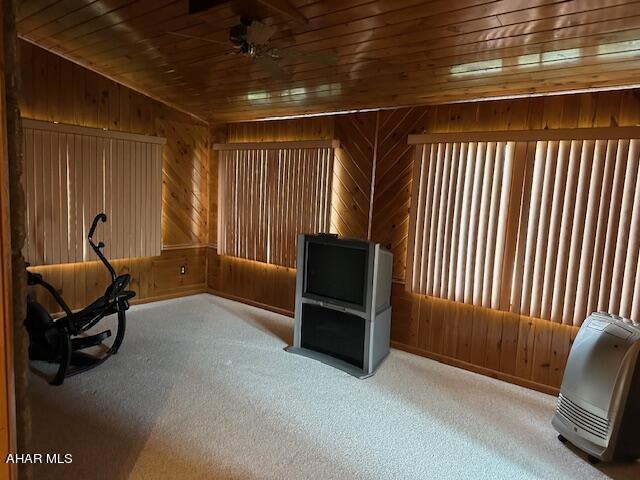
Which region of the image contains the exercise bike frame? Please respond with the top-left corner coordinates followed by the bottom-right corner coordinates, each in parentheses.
top-left (26, 213), bottom-right (135, 385)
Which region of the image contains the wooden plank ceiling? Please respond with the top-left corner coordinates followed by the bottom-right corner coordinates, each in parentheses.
top-left (16, 0), bottom-right (640, 122)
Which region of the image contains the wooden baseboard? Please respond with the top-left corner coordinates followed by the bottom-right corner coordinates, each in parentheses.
top-left (206, 288), bottom-right (295, 318)
top-left (47, 287), bottom-right (208, 317)
top-left (130, 287), bottom-right (208, 306)
top-left (390, 341), bottom-right (559, 396)
top-left (161, 244), bottom-right (208, 251)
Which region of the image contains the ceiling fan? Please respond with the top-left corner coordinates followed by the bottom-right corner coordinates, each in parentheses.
top-left (168, 16), bottom-right (338, 79)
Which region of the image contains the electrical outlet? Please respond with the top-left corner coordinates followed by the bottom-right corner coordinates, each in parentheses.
top-left (180, 265), bottom-right (187, 275)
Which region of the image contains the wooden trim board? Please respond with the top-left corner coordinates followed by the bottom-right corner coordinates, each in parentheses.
top-left (408, 126), bottom-right (640, 144)
top-left (212, 140), bottom-right (340, 150)
top-left (130, 288), bottom-right (208, 306)
top-left (207, 288), bottom-right (295, 318)
top-left (162, 244), bottom-right (209, 251)
top-left (22, 118), bottom-right (167, 144)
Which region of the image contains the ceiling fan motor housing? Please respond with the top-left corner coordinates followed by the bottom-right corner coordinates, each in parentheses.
top-left (229, 20), bottom-right (250, 46)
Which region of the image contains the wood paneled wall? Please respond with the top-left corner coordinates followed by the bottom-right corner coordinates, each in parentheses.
top-left (372, 107), bottom-right (429, 277)
top-left (1, 9), bottom-right (16, 475)
top-left (212, 89), bottom-right (640, 393)
top-left (208, 124), bottom-right (226, 249)
top-left (156, 118), bottom-right (209, 247)
top-left (19, 41), bottom-right (210, 310)
top-left (30, 248), bottom-right (208, 314)
top-left (332, 112), bottom-right (377, 239)
top-left (207, 250), bottom-right (296, 316)
top-left (377, 91), bottom-right (640, 393)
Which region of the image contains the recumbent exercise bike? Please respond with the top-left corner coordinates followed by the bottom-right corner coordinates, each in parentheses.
top-left (25, 213), bottom-right (136, 385)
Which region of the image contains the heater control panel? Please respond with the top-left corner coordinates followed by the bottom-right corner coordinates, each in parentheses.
top-left (588, 312), bottom-right (640, 340)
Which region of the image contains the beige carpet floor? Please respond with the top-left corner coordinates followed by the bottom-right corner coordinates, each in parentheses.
top-left (27, 294), bottom-right (640, 479)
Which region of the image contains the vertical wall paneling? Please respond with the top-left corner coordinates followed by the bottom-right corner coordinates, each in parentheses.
top-left (156, 118), bottom-right (210, 248)
top-left (372, 107), bottom-right (430, 278)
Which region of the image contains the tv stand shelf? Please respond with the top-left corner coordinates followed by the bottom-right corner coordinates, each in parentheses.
top-left (284, 346), bottom-right (379, 379)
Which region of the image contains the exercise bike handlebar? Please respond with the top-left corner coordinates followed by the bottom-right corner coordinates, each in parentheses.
top-left (87, 213), bottom-right (117, 283)
top-left (88, 213), bottom-right (107, 240)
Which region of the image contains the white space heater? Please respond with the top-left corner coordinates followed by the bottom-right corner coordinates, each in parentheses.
top-left (552, 312), bottom-right (640, 463)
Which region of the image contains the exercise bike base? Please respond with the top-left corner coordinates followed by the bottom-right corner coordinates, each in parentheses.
top-left (48, 311), bottom-right (126, 385)
top-left (47, 345), bottom-right (118, 385)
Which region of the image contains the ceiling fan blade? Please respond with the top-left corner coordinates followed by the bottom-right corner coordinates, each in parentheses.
top-left (166, 31), bottom-right (229, 46)
top-left (271, 47), bottom-right (338, 65)
top-left (245, 21), bottom-right (277, 45)
top-left (256, 0), bottom-right (308, 24)
top-left (254, 55), bottom-right (287, 80)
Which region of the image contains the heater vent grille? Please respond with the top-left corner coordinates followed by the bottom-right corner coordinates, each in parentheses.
top-left (556, 393), bottom-right (610, 440)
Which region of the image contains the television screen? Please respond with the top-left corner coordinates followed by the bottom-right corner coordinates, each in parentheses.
top-left (305, 240), bottom-right (368, 307)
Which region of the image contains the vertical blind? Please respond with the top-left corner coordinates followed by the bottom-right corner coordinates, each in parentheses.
top-left (23, 119), bottom-right (165, 266)
top-left (513, 138), bottom-right (640, 325)
top-left (216, 141), bottom-right (337, 268)
top-left (407, 141), bottom-right (516, 309)
top-left (408, 129), bottom-right (640, 326)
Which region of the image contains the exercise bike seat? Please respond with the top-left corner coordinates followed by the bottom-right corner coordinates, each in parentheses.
top-left (74, 295), bottom-right (109, 321)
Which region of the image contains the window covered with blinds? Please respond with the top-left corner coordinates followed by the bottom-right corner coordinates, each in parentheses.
top-left (514, 138), bottom-right (640, 326)
top-left (408, 128), bottom-right (640, 326)
top-left (216, 141), bottom-right (337, 268)
top-left (23, 119), bottom-right (164, 266)
top-left (407, 141), bottom-right (516, 309)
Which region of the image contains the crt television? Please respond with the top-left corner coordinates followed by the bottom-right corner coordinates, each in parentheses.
top-left (289, 233), bottom-right (393, 378)
top-left (301, 235), bottom-right (370, 312)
